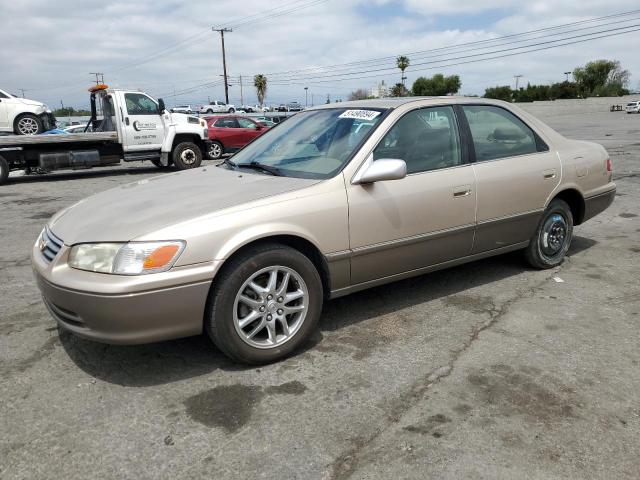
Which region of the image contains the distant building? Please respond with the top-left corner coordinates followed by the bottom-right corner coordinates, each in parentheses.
top-left (370, 80), bottom-right (388, 98)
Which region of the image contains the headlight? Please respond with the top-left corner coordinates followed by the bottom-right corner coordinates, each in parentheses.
top-left (68, 241), bottom-right (185, 275)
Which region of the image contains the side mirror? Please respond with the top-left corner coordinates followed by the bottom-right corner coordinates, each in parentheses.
top-left (356, 158), bottom-right (407, 184)
top-left (157, 98), bottom-right (166, 114)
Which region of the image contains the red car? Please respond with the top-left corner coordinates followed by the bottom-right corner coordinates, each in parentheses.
top-left (204, 115), bottom-right (268, 159)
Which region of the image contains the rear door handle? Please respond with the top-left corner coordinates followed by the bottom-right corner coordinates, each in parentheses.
top-left (453, 185), bottom-right (472, 197)
top-left (543, 169), bottom-right (557, 179)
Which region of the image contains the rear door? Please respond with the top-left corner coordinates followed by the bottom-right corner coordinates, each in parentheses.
top-left (121, 92), bottom-right (165, 152)
top-left (347, 105), bottom-right (476, 285)
top-left (459, 104), bottom-right (560, 253)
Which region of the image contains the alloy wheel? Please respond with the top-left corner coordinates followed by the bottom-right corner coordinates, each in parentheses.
top-left (540, 213), bottom-right (568, 257)
top-left (209, 143), bottom-right (222, 159)
top-left (17, 117), bottom-right (39, 135)
top-left (233, 266), bottom-right (309, 349)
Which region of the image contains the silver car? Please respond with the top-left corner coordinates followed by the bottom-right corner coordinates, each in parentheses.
top-left (33, 98), bottom-right (615, 363)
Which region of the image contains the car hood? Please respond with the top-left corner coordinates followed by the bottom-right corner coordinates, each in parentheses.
top-left (16, 97), bottom-right (45, 107)
top-left (49, 166), bottom-right (319, 244)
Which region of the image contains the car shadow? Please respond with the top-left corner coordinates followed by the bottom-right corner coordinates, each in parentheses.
top-left (7, 166), bottom-right (165, 184)
top-left (60, 237), bottom-right (598, 387)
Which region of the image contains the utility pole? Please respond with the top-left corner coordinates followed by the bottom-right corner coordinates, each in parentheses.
top-left (90, 72), bottom-right (104, 85)
top-left (239, 75), bottom-right (244, 106)
top-left (18, 89), bottom-right (26, 98)
top-left (564, 71), bottom-right (572, 82)
top-left (514, 74), bottom-right (523, 90)
top-left (213, 27), bottom-right (232, 104)
top-left (304, 87), bottom-right (308, 107)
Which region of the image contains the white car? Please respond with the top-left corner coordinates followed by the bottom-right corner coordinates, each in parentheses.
top-left (0, 88), bottom-right (56, 135)
top-left (63, 124), bottom-right (92, 134)
top-left (626, 101), bottom-right (640, 114)
top-left (199, 100), bottom-right (236, 114)
top-left (171, 105), bottom-right (194, 114)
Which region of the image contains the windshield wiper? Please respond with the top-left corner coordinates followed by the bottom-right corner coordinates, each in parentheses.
top-left (222, 157), bottom-right (238, 169)
top-left (236, 161), bottom-right (282, 176)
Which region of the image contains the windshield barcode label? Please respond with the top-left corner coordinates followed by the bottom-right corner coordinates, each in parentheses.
top-left (338, 110), bottom-right (381, 121)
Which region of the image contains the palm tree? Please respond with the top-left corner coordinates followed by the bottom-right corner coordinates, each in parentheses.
top-left (254, 74), bottom-right (268, 108)
top-left (396, 56), bottom-right (410, 95)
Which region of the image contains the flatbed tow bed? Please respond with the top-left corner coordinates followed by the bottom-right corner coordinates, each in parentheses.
top-left (0, 84), bottom-right (210, 185)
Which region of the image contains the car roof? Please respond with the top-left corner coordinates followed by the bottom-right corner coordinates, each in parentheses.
top-left (307, 96), bottom-right (511, 110)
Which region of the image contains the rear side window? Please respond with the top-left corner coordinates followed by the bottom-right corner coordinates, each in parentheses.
top-left (215, 118), bottom-right (239, 128)
top-left (461, 105), bottom-right (540, 161)
top-left (373, 106), bottom-right (462, 174)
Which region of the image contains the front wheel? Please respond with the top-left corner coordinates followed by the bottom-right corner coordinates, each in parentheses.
top-left (172, 142), bottom-right (202, 170)
top-left (228, 108), bottom-right (235, 113)
top-left (205, 244), bottom-right (323, 364)
top-left (207, 140), bottom-right (224, 160)
top-left (0, 155), bottom-right (9, 185)
top-left (525, 199), bottom-right (574, 269)
top-left (14, 114), bottom-right (44, 135)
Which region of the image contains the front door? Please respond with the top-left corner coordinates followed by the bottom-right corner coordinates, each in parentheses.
top-left (347, 106), bottom-right (476, 285)
top-left (0, 91), bottom-right (10, 129)
top-left (236, 117), bottom-right (263, 145)
top-left (122, 92), bottom-right (165, 152)
top-left (459, 105), bottom-right (561, 253)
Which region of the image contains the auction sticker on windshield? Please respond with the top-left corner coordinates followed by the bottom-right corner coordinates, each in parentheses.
top-left (338, 110), bottom-right (381, 121)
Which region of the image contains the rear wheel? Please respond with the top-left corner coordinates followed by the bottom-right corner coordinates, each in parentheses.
top-left (172, 142), bottom-right (202, 170)
top-left (14, 114), bottom-right (43, 135)
top-left (525, 199), bottom-right (573, 269)
top-left (228, 108), bottom-right (235, 113)
top-left (207, 141), bottom-right (224, 160)
top-left (205, 244), bottom-right (323, 364)
top-left (0, 155), bottom-right (9, 185)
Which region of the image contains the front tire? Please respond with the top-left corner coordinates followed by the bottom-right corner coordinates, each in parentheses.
top-left (228, 108), bottom-right (235, 113)
top-left (207, 140), bottom-right (224, 160)
top-left (525, 199), bottom-right (573, 269)
top-left (172, 142), bottom-right (202, 170)
top-left (205, 244), bottom-right (323, 364)
top-left (14, 114), bottom-right (44, 135)
top-left (0, 155), bottom-right (9, 185)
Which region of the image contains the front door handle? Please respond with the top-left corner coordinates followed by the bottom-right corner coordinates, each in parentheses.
top-left (125, 117), bottom-right (130, 126)
top-left (543, 169), bottom-right (557, 179)
top-left (453, 185), bottom-right (472, 197)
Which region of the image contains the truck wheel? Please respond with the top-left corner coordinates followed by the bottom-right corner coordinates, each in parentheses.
top-left (205, 243), bottom-right (323, 364)
top-left (0, 155), bottom-right (9, 185)
top-left (207, 141), bottom-right (224, 160)
top-left (14, 114), bottom-right (44, 135)
top-left (172, 142), bottom-right (202, 170)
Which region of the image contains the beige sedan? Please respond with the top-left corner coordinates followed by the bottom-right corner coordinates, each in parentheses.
top-left (32, 98), bottom-right (615, 363)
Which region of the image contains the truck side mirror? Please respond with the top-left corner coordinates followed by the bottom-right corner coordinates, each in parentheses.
top-left (158, 98), bottom-right (166, 114)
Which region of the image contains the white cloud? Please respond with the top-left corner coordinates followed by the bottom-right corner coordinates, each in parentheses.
top-left (0, 0), bottom-right (638, 108)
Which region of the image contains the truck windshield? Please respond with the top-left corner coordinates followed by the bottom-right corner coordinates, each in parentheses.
top-left (231, 108), bottom-right (387, 179)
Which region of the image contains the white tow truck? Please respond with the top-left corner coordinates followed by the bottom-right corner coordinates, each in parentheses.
top-left (0, 84), bottom-right (211, 185)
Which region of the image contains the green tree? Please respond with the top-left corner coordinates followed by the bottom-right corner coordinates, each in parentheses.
top-left (573, 59), bottom-right (630, 97)
top-left (390, 83), bottom-right (409, 97)
top-left (396, 55), bottom-right (410, 95)
top-left (549, 81), bottom-right (580, 100)
top-left (412, 74), bottom-right (461, 96)
top-left (253, 74), bottom-right (268, 107)
top-left (348, 88), bottom-right (371, 101)
top-left (483, 86), bottom-right (513, 102)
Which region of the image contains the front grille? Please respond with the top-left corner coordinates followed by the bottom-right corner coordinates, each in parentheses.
top-left (40, 227), bottom-right (64, 263)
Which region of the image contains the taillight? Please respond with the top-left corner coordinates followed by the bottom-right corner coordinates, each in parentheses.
top-left (606, 158), bottom-right (612, 172)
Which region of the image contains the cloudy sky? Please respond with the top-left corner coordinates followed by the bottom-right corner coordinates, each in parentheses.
top-left (1, 0), bottom-right (639, 109)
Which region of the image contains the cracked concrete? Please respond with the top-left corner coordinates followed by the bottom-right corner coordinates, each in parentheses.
top-left (1, 111), bottom-right (639, 479)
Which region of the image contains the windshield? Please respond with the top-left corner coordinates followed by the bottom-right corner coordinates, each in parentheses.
top-left (230, 108), bottom-right (387, 179)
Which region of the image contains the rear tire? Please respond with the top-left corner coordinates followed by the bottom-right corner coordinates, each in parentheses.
top-left (525, 199), bottom-right (573, 269)
top-left (207, 141), bottom-right (224, 160)
top-left (205, 244), bottom-right (323, 364)
top-left (228, 108), bottom-right (235, 113)
top-left (0, 155), bottom-right (9, 185)
top-left (172, 142), bottom-right (202, 170)
top-left (14, 113), bottom-right (44, 135)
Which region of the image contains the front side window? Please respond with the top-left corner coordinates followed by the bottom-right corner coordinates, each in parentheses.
top-left (124, 93), bottom-right (158, 115)
top-left (462, 105), bottom-right (538, 161)
top-left (237, 118), bottom-right (258, 129)
top-left (373, 106), bottom-right (462, 174)
top-left (230, 108), bottom-right (387, 179)
top-left (0, 90), bottom-right (8, 99)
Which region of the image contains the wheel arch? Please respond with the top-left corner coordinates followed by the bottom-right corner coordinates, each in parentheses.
top-left (216, 233), bottom-right (331, 301)
top-left (171, 133), bottom-right (205, 155)
top-left (550, 188), bottom-right (585, 225)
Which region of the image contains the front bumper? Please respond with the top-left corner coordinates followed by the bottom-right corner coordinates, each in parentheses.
top-left (32, 239), bottom-right (218, 345)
